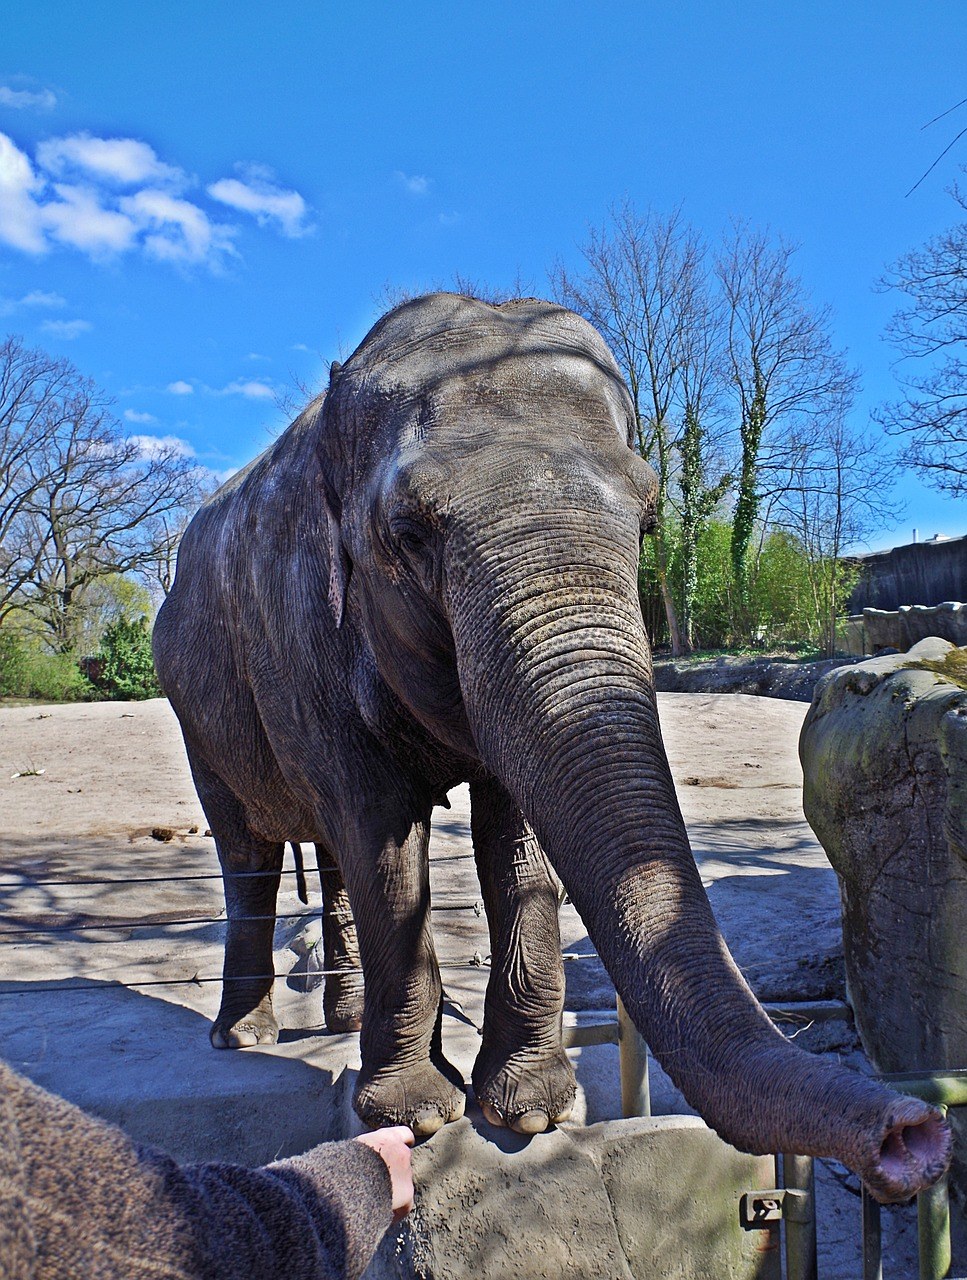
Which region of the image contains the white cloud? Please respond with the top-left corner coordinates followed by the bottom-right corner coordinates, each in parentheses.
top-left (20, 290), bottom-right (66, 308)
top-left (40, 318), bottom-right (91, 340)
top-left (0, 85), bottom-right (56, 111)
top-left (291, 342), bottom-right (312, 353)
top-left (218, 379), bottom-right (274, 399)
top-left (37, 132), bottom-right (184, 187)
top-left (119, 188), bottom-right (235, 266)
top-left (395, 170), bottom-right (429, 195)
top-left (167, 380), bottom-right (194, 395)
top-left (42, 182), bottom-right (139, 256)
top-left (0, 132), bottom-right (46, 252)
top-left (207, 165), bottom-right (312, 238)
top-left (128, 433), bottom-right (195, 459)
top-left (0, 289), bottom-right (67, 317)
top-left (0, 130), bottom-right (308, 270)
top-left (124, 409), bottom-right (157, 424)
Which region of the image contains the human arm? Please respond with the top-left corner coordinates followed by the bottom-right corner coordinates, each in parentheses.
top-left (1, 1060), bottom-right (408, 1280)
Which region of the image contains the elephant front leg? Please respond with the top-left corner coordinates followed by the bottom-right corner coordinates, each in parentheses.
top-left (344, 809), bottom-right (465, 1136)
top-left (315, 843), bottom-right (364, 1033)
top-left (469, 775), bottom-right (576, 1134)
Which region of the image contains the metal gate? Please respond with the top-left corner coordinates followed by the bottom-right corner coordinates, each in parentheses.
top-left (566, 1001), bottom-right (967, 1279)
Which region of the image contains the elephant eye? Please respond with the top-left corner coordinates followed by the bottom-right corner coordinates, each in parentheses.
top-left (390, 516), bottom-right (430, 557)
top-left (399, 530), bottom-right (427, 554)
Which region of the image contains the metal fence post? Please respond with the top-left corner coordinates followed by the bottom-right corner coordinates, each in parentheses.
top-left (861, 1186), bottom-right (882, 1280)
top-left (918, 1171), bottom-right (952, 1280)
top-left (782, 1153), bottom-right (818, 1280)
top-left (616, 995), bottom-right (650, 1118)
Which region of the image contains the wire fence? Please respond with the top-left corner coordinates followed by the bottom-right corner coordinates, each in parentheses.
top-left (0, 849), bottom-right (835, 1018)
top-left (0, 840), bottom-right (495, 998)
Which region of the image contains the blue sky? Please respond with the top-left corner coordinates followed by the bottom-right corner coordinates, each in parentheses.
top-left (1, 1), bottom-right (965, 549)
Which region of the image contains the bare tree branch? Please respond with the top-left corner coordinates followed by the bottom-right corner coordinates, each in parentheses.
top-left (0, 336), bottom-right (206, 649)
top-left (716, 222), bottom-right (860, 628)
top-left (878, 174), bottom-right (967, 494)
top-left (552, 202), bottom-right (733, 652)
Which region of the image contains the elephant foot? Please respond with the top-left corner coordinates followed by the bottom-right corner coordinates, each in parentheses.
top-left (324, 975), bottom-right (364, 1034)
top-left (354, 1061), bottom-right (466, 1137)
top-left (211, 995), bottom-right (278, 1049)
top-left (473, 1045), bottom-right (576, 1135)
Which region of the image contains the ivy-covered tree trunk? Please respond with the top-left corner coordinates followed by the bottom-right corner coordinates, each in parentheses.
top-left (645, 423), bottom-right (683, 656)
top-left (678, 409), bottom-right (702, 651)
top-left (730, 366), bottom-right (767, 636)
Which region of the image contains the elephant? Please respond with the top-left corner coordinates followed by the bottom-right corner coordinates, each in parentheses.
top-left (153, 292), bottom-right (949, 1203)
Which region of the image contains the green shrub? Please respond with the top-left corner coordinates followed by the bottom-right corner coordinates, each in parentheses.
top-left (24, 651), bottom-right (93, 701)
top-left (97, 616), bottom-right (161, 700)
top-left (689, 521), bottom-right (739, 650)
top-left (0, 629), bottom-right (29, 697)
top-left (0, 629), bottom-right (92, 701)
top-left (648, 520), bottom-right (853, 654)
top-left (750, 531), bottom-right (816, 648)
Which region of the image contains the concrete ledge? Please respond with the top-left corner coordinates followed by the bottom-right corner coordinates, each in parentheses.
top-left (367, 1114), bottom-right (780, 1280)
top-left (0, 980), bottom-right (361, 1164)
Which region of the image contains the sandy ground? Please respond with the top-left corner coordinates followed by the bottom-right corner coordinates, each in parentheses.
top-left (0, 693), bottom-right (939, 1275)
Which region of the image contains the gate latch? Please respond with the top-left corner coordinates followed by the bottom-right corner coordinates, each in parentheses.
top-left (740, 1190), bottom-right (785, 1230)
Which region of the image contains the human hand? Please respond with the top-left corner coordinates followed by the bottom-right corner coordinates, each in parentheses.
top-left (355, 1126), bottom-right (416, 1221)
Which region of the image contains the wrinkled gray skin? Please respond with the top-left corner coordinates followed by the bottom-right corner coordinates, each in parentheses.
top-left (154, 293), bottom-right (949, 1203)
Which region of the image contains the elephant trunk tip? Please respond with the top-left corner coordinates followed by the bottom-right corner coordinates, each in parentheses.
top-left (862, 1097), bottom-right (952, 1204)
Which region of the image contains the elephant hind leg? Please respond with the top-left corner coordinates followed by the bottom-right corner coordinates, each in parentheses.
top-left (469, 775), bottom-right (576, 1134)
top-left (315, 843), bottom-right (365, 1033)
top-left (188, 751), bottom-right (282, 1049)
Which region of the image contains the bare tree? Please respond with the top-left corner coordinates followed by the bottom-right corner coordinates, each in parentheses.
top-left (553, 204), bottom-right (725, 654)
top-left (0, 337), bottom-right (204, 649)
top-left (878, 173), bottom-right (967, 496)
top-left (667, 262), bottom-right (732, 650)
top-left (0, 336), bottom-right (78, 620)
top-left (717, 224), bottom-right (860, 632)
top-left (766, 399), bottom-right (900, 654)
top-left (141, 511), bottom-right (196, 599)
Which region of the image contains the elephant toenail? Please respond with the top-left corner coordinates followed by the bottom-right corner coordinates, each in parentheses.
top-left (480, 1101), bottom-right (507, 1128)
top-left (512, 1110), bottom-right (549, 1135)
top-left (413, 1109), bottom-right (446, 1136)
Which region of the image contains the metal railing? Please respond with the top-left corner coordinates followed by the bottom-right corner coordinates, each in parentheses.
top-left (568, 1002), bottom-right (965, 1279)
top-left (864, 1070), bottom-right (967, 1280)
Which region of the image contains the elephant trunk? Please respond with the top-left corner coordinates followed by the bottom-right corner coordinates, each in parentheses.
top-left (447, 514), bottom-right (950, 1203)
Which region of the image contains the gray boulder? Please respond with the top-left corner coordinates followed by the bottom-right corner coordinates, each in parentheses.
top-left (653, 654), bottom-right (857, 702)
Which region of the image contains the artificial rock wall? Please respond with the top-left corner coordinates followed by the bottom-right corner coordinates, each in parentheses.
top-left (847, 536), bottom-right (967, 612)
top-left (365, 1115), bottom-right (780, 1280)
top-left (799, 640), bottom-right (967, 1167)
top-left (841, 601), bottom-right (967, 656)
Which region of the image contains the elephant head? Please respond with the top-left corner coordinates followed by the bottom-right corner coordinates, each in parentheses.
top-left (312, 293), bottom-right (949, 1203)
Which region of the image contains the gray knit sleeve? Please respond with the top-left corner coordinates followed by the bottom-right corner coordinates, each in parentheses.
top-left (157, 1140), bottom-right (395, 1280)
top-left (2, 1056), bottom-right (395, 1280)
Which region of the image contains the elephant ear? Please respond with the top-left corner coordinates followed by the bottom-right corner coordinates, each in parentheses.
top-left (317, 363), bottom-right (353, 629)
